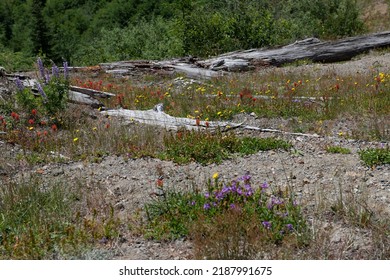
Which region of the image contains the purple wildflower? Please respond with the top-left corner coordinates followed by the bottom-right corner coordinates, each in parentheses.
top-left (45, 69), bottom-right (51, 84)
top-left (52, 65), bottom-right (60, 79)
top-left (231, 181), bottom-right (237, 192)
top-left (286, 224), bottom-right (294, 231)
top-left (268, 196), bottom-right (284, 209)
top-left (36, 82), bottom-right (47, 101)
top-left (37, 57), bottom-right (45, 80)
top-left (15, 78), bottom-right (24, 91)
top-left (240, 173), bottom-right (251, 182)
top-left (215, 191), bottom-right (224, 201)
top-left (262, 221), bottom-right (272, 229)
top-left (203, 203), bottom-right (211, 210)
top-left (261, 181), bottom-right (269, 190)
top-left (245, 190), bottom-right (254, 196)
top-left (230, 203), bottom-right (236, 209)
top-left (204, 192), bottom-right (210, 199)
top-left (190, 201), bottom-right (196, 206)
top-left (63, 61), bottom-right (69, 80)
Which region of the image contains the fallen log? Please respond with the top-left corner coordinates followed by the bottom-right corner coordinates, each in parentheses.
top-left (68, 91), bottom-right (103, 108)
top-left (163, 63), bottom-right (222, 79)
top-left (101, 106), bottom-right (237, 131)
top-left (199, 31), bottom-right (390, 70)
top-left (99, 31), bottom-right (390, 79)
top-left (101, 104), bottom-right (320, 138)
top-left (69, 85), bottom-right (116, 98)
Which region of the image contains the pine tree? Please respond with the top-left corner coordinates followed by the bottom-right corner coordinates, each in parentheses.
top-left (31, 0), bottom-right (50, 56)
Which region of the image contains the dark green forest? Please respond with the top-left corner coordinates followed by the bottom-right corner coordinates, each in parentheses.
top-left (0, 0), bottom-right (364, 69)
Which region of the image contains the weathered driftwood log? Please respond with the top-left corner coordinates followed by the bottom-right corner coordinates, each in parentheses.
top-left (68, 91), bottom-right (103, 108)
top-left (199, 31), bottom-right (390, 70)
top-left (99, 31), bottom-right (390, 79)
top-left (101, 106), bottom-right (238, 131)
top-left (101, 105), bottom-right (320, 138)
top-left (69, 85), bottom-right (116, 98)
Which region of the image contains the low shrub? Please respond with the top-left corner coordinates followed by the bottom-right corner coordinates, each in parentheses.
top-left (359, 146), bottom-right (390, 167)
top-left (144, 173), bottom-right (308, 259)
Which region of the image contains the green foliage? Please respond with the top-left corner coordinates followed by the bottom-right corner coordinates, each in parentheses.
top-left (74, 17), bottom-right (183, 65)
top-left (359, 147), bottom-right (390, 167)
top-left (144, 173), bottom-right (308, 256)
top-left (0, 47), bottom-right (35, 72)
top-left (0, 0), bottom-right (365, 64)
top-left (178, 1), bottom-right (276, 57)
top-left (0, 176), bottom-right (120, 259)
top-left (326, 145), bottom-right (351, 154)
top-left (15, 58), bottom-right (69, 117)
top-left (160, 129), bottom-right (291, 165)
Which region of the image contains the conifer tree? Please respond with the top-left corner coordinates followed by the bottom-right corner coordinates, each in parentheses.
top-left (31, 0), bottom-right (50, 56)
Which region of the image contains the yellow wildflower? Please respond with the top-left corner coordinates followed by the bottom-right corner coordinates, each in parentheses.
top-left (213, 172), bottom-right (219, 180)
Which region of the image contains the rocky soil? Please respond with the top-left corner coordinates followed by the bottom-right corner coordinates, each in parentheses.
top-left (1, 51), bottom-right (389, 259)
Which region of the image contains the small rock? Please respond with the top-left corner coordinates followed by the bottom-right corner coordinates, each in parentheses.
top-left (52, 168), bottom-right (64, 176)
top-left (303, 178), bottom-right (311, 184)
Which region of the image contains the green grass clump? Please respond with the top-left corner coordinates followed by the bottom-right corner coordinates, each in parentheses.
top-left (160, 129), bottom-right (291, 165)
top-left (359, 147), bottom-right (390, 167)
top-left (326, 145), bottom-right (351, 154)
top-left (0, 177), bottom-right (120, 259)
top-left (144, 174), bottom-right (308, 259)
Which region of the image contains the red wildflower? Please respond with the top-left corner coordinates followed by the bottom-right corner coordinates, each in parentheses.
top-left (51, 124), bottom-right (58, 131)
top-left (0, 116), bottom-right (6, 129)
top-left (196, 118), bottom-right (200, 126)
top-left (43, 130), bottom-right (48, 136)
top-left (11, 112), bottom-right (19, 121)
top-left (105, 123), bottom-right (110, 129)
top-left (156, 176), bottom-right (164, 187)
top-left (31, 109), bottom-right (37, 115)
top-left (28, 119), bottom-right (34, 125)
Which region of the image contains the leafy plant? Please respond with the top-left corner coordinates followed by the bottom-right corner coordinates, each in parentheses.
top-left (15, 57), bottom-right (69, 117)
top-left (359, 147), bottom-right (390, 167)
top-left (0, 176), bottom-right (120, 259)
top-left (144, 173), bottom-right (308, 259)
top-left (326, 145), bottom-right (351, 154)
top-left (160, 129), bottom-right (291, 164)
